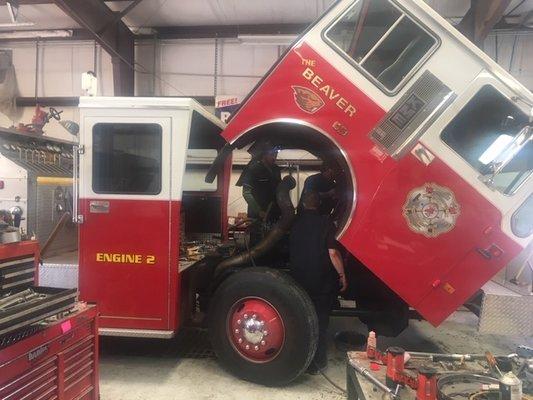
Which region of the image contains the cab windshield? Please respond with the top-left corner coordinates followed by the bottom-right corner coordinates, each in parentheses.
top-left (441, 85), bottom-right (532, 195)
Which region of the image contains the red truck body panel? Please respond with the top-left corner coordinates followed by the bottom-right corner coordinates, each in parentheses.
top-left (221, 44), bottom-right (525, 326)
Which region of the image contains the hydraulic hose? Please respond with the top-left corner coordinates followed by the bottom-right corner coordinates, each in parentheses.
top-left (215, 175), bottom-right (296, 275)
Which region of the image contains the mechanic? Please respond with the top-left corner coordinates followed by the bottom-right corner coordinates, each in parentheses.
top-left (299, 162), bottom-right (337, 215)
top-left (290, 190), bottom-right (347, 374)
top-left (237, 142), bottom-right (281, 244)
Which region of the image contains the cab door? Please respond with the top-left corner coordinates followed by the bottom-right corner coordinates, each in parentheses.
top-left (78, 116), bottom-right (173, 332)
top-left (350, 71), bottom-right (531, 326)
top-left (414, 74), bottom-right (532, 323)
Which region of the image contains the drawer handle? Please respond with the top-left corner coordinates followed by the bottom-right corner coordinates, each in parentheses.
top-left (476, 244), bottom-right (503, 260)
top-left (61, 332), bottom-right (75, 344)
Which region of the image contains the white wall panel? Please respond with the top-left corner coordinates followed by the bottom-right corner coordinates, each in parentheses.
top-left (4, 41), bottom-right (114, 98)
top-left (485, 33), bottom-right (533, 90)
top-left (135, 39), bottom-right (282, 98)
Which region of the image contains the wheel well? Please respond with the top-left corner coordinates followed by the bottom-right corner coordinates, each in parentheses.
top-left (231, 120), bottom-right (356, 236)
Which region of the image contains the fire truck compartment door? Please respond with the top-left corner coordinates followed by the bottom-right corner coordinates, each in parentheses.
top-left (79, 116), bottom-right (175, 331)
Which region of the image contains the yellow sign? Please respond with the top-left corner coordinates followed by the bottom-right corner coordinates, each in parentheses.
top-left (96, 253), bottom-right (156, 265)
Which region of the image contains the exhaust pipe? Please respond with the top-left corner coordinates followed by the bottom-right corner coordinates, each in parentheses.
top-left (215, 175), bottom-right (296, 274)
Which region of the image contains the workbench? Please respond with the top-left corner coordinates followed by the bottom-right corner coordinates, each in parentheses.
top-left (346, 351), bottom-right (494, 400)
top-left (347, 351), bottom-right (411, 400)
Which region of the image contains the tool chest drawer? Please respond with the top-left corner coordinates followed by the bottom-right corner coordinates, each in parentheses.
top-left (0, 241), bottom-right (39, 295)
top-left (0, 305), bottom-right (99, 400)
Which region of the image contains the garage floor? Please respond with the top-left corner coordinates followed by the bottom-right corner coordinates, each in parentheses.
top-left (99, 311), bottom-right (532, 400)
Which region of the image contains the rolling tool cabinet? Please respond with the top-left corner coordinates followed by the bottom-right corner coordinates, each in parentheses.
top-left (0, 304), bottom-right (99, 400)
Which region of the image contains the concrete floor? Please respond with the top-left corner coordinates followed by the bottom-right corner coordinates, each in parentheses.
top-left (99, 311), bottom-right (533, 400)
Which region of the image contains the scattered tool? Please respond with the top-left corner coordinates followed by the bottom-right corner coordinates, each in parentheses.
top-left (16, 105), bottom-right (63, 134)
top-left (349, 358), bottom-right (399, 399)
top-left (0, 289), bottom-right (46, 310)
top-left (486, 351), bottom-right (504, 377)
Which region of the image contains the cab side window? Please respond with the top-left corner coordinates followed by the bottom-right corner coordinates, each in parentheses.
top-left (441, 85), bottom-right (532, 195)
top-left (324, 0), bottom-right (437, 93)
top-left (512, 195), bottom-right (533, 238)
top-left (93, 123), bottom-right (162, 195)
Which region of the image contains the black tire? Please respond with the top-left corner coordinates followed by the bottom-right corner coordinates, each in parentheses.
top-left (208, 267), bottom-right (318, 386)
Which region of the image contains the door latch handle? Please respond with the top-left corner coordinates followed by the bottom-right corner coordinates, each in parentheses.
top-left (476, 244), bottom-right (503, 260)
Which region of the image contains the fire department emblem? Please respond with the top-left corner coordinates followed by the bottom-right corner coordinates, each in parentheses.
top-left (402, 183), bottom-right (460, 238)
top-left (291, 85), bottom-right (325, 114)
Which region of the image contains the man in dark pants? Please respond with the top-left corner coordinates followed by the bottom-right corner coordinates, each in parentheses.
top-left (238, 144), bottom-right (281, 245)
top-left (290, 191), bottom-right (347, 373)
top-left (299, 163), bottom-right (337, 216)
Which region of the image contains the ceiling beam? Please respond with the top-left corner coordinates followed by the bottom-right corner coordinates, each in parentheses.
top-left (53, 0), bottom-right (134, 96)
top-left (146, 23), bottom-right (310, 40)
top-left (99, 0), bottom-right (144, 34)
top-left (458, 0), bottom-right (513, 46)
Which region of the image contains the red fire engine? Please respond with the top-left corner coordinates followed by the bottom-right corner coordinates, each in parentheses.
top-left (73, 0), bottom-right (532, 386)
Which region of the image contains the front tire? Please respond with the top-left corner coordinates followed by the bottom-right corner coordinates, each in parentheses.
top-left (208, 267), bottom-right (318, 386)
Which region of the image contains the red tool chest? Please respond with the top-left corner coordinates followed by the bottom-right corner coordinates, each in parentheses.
top-left (0, 304), bottom-right (99, 400)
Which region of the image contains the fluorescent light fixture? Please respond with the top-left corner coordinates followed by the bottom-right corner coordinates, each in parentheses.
top-left (238, 34), bottom-right (297, 46)
top-left (479, 134), bottom-right (514, 165)
top-left (0, 22), bottom-right (35, 29)
top-left (0, 30), bottom-right (73, 39)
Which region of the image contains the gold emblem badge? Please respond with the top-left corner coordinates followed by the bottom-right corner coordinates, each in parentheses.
top-left (291, 85), bottom-right (325, 114)
top-left (402, 183), bottom-right (460, 238)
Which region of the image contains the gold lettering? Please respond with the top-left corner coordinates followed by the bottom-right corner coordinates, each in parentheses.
top-left (146, 255), bottom-right (156, 265)
top-left (345, 105), bottom-right (357, 117)
top-left (302, 67), bottom-right (314, 81)
top-left (328, 89), bottom-right (339, 101)
top-left (336, 97), bottom-right (348, 110)
top-left (300, 67), bottom-right (357, 118)
top-left (95, 252), bottom-right (156, 265)
top-left (311, 75), bottom-right (323, 88)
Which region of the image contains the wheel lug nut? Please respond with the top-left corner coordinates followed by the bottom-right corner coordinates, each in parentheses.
top-left (238, 338), bottom-right (243, 344)
top-left (237, 319), bottom-right (241, 325)
top-left (245, 345), bottom-right (250, 350)
top-left (261, 340), bottom-right (266, 346)
top-left (254, 346), bottom-right (259, 351)
top-left (234, 329), bottom-right (239, 334)
top-left (244, 314), bottom-right (248, 319)
top-left (252, 314), bottom-right (257, 319)
top-left (263, 330), bottom-right (268, 336)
